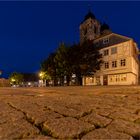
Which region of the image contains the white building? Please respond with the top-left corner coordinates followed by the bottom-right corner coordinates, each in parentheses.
top-left (81, 11), bottom-right (139, 85)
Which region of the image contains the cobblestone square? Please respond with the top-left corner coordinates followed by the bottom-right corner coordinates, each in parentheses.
top-left (0, 86), bottom-right (140, 140)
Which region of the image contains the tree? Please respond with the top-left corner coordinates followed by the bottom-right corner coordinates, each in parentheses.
top-left (41, 43), bottom-right (71, 86)
top-left (68, 40), bottom-right (102, 85)
top-left (79, 40), bottom-right (102, 75)
top-left (41, 40), bottom-right (102, 86)
top-left (67, 43), bottom-right (82, 85)
top-left (41, 53), bottom-right (57, 86)
top-left (9, 72), bottom-right (24, 86)
top-left (54, 42), bottom-right (71, 85)
top-left (39, 71), bottom-right (51, 86)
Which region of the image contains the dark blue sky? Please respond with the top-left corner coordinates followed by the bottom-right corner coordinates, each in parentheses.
top-left (0, 1), bottom-right (140, 78)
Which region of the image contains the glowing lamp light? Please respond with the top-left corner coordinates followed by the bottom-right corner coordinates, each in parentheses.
top-left (11, 78), bottom-right (16, 82)
top-left (39, 72), bottom-right (43, 77)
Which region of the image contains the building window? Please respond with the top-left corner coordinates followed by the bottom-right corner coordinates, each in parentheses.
top-left (109, 75), bottom-right (115, 82)
top-left (112, 61), bottom-right (117, 68)
top-left (104, 62), bottom-right (109, 69)
top-left (96, 76), bottom-right (101, 85)
top-left (110, 77), bottom-right (113, 82)
top-left (121, 74), bottom-right (127, 81)
top-left (103, 38), bottom-right (109, 44)
top-left (111, 47), bottom-right (117, 54)
top-left (109, 74), bottom-right (126, 83)
top-left (104, 49), bottom-right (109, 56)
top-left (120, 59), bottom-right (126, 66)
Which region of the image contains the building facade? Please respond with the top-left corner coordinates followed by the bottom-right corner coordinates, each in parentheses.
top-left (81, 11), bottom-right (139, 85)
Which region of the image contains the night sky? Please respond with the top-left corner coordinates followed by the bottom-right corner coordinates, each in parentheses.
top-left (0, 1), bottom-right (140, 78)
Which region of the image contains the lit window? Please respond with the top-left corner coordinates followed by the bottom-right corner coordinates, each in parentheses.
top-left (112, 61), bottom-right (117, 68)
top-left (104, 62), bottom-right (109, 69)
top-left (109, 75), bottom-right (115, 82)
top-left (110, 77), bottom-right (113, 82)
top-left (104, 49), bottom-right (109, 56)
top-left (111, 47), bottom-right (117, 54)
top-left (121, 74), bottom-right (127, 81)
top-left (103, 38), bottom-right (109, 44)
top-left (120, 59), bottom-right (126, 66)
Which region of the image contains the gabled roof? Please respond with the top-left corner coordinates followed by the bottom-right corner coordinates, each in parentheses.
top-left (94, 33), bottom-right (132, 49)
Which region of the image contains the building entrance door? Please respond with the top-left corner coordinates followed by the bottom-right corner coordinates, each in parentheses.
top-left (103, 75), bottom-right (108, 85)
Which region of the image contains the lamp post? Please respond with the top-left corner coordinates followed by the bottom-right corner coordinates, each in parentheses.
top-left (10, 78), bottom-right (16, 86)
top-left (39, 71), bottom-right (51, 87)
top-left (39, 71), bottom-right (46, 87)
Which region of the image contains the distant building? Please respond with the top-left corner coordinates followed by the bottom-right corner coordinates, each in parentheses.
top-left (0, 78), bottom-right (10, 87)
top-left (81, 11), bottom-right (139, 85)
top-left (22, 73), bottom-right (39, 87)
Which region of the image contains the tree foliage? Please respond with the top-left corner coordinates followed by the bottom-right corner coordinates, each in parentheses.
top-left (54, 43), bottom-right (71, 85)
top-left (78, 40), bottom-right (102, 75)
top-left (9, 72), bottom-right (24, 85)
top-left (41, 40), bottom-right (102, 86)
top-left (39, 71), bottom-right (51, 81)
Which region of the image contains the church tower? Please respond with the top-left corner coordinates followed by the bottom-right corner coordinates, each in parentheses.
top-left (80, 10), bottom-right (101, 44)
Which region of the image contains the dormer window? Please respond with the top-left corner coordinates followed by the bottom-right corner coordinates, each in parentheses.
top-left (103, 38), bottom-right (109, 44)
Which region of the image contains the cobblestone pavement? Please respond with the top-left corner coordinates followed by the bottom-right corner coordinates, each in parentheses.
top-left (0, 86), bottom-right (140, 140)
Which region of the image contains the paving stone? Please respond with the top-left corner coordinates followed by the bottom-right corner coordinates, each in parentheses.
top-left (107, 119), bottom-right (140, 138)
top-left (109, 109), bottom-right (139, 122)
top-left (43, 117), bottom-right (95, 139)
top-left (81, 128), bottom-right (133, 140)
top-left (22, 135), bottom-right (57, 140)
top-left (45, 103), bottom-right (81, 117)
top-left (80, 112), bottom-right (112, 128)
top-left (0, 119), bottom-right (39, 139)
top-left (0, 102), bottom-right (24, 125)
top-left (6, 101), bottom-right (63, 126)
top-left (1, 86), bottom-right (140, 139)
top-left (94, 107), bottom-right (114, 117)
top-left (25, 110), bottom-right (63, 125)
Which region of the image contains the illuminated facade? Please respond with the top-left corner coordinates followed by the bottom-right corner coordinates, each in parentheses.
top-left (81, 11), bottom-right (139, 85)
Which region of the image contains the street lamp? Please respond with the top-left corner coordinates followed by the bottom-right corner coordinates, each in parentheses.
top-left (10, 78), bottom-right (16, 87)
top-left (39, 71), bottom-right (45, 87)
top-left (11, 78), bottom-right (16, 82)
top-left (39, 72), bottom-right (43, 77)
